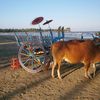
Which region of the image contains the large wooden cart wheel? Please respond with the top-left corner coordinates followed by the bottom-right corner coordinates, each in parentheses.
top-left (18, 42), bottom-right (46, 73)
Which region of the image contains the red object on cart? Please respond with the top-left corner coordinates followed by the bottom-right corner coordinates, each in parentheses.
top-left (11, 57), bottom-right (20, 69)
top-left (32, 17), bottom-right (44, 25)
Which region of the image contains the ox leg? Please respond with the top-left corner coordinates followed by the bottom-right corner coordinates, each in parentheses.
top-left (57, 61), bottom-right (62, 79)
top-left (51, 61), bottom-right (57, 78)
top-left (93, 63), bottom-right (96, 77)
top-left (84, 63), bottom-right (92, 79)
top-left (84, 65), bottom-right (88, 78)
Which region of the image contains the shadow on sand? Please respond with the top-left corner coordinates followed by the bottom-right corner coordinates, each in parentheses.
top-left (53, 62), bottom-right (83, 79)
top-left (59, 65), bottom-right (100, 100)
top-left (0, 71), bottom-right (51, 99)
top-left (0, 63), bottom-right (84, 99)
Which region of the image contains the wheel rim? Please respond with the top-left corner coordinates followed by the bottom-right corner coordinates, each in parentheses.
top-left (18, 43), bottom-right (45, 73)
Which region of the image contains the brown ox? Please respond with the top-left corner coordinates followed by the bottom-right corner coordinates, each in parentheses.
top-left (51, 39), bottom-right (100, 79)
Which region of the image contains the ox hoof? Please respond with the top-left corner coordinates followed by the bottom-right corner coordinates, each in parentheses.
top-left (84, 75), bottom-right (90, 79)
top-left (52, 75), bottom-right (55, 79)
top-left (84, 75), bottom-right (93, 79)
top-left (93, 73), bottom-right (96, 78)
top-left (58, 76), bottom-right (62, 80)
top-left (89, 75), bottom-right (93, 79)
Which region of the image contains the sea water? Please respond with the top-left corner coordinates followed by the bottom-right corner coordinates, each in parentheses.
top-left (0, 31), bottom-right (99, 41)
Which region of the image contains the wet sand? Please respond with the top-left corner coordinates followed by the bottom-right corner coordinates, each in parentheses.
top-left (0, 35), bottom-right (100, 100)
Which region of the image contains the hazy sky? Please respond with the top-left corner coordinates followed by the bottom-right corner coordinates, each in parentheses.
top-left (0, 0), bottom-right (100, 31)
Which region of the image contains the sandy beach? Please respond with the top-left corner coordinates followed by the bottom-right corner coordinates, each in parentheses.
top-left (0, 35), bottom-right (100, 100)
